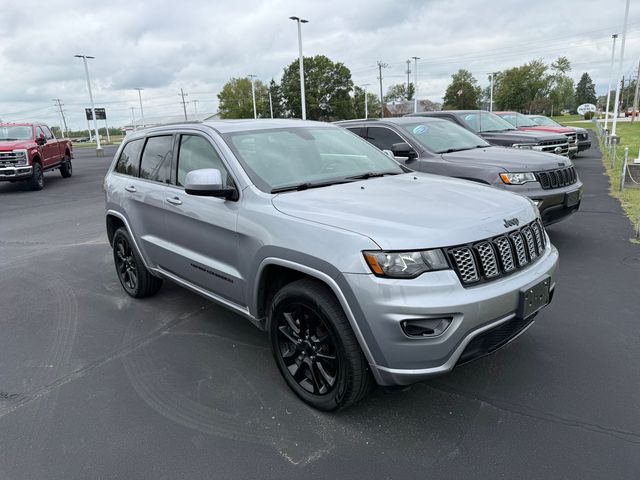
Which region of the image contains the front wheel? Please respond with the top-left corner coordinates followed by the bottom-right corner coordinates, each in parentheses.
top-left (112, 227), bottom-right (162, 298)
top-left (29, 162), bottom-right (44, 190)
top-left (60, 155), bottom-right (72, 178)
top-left (268, 278), bottom-right (374, 411)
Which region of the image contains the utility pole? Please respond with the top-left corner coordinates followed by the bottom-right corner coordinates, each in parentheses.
top-left (134, 88), bottom-right (145, 127)
top-left (489, 72), bottom-right (497, 112)
top-left (361, 83), bottom-right (371, 119)
top-left (611, 0), bottom-right (631, 139)
top-left (192, 100), bottom-right (199, 114)
top-left (632, 59), bottom-right (640, 123)
top-left (179, 88), bottom-right (189, 120)
top-left (52, 98), bottom-right (69, 137)
top-left (248, 75), bottom-right (257, 119)
top-left (405, 59), bottom-right (411, 100)
top-left (130, 107), bottom-right (137, 132)
top-left (268, 88), bottom-right (274, 119)
top-left (605, 34), bottom-right (619, 133)
top-left (412, 56), bottom-right (420, 113)
top-left (377, 61), bottom-right (389, 117)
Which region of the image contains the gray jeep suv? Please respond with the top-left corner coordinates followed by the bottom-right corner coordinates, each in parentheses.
top-left (104, 120), bottom-right (559, 410)
top-left (336, 117), bottom-right (583, 226)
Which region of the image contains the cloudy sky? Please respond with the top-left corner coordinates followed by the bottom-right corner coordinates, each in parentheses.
top-left (0, 0), bottom-right (638, 131)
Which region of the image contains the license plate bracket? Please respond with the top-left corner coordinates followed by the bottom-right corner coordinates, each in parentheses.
top-left (517, 276), bottom-right (550, 319)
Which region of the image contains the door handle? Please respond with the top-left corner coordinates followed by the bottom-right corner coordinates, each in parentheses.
top-left (124, 185), bottom-right (137, 193)
top-left (166, 196), bottom-right (183, 206)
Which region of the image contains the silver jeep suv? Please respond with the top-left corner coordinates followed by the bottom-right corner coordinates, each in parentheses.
top-left (104, 120), bottom-right (559, 411)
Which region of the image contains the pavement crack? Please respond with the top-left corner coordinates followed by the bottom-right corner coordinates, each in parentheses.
top-left (0, 304), bottom-right (211, 419)
top-left (426, 382), bottom-right (640, 445)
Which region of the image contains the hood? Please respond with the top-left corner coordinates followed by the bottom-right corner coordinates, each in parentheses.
top-left (442, 146), bottom-right (571, 172)
top-left (271, 173), bottom-right (537, 250)
top-left (479, 129), bottom-right (566, 144)
top-left (516, 125), bottom-right (575, 134)
top-left (0, 140), bottom-right (33, 151)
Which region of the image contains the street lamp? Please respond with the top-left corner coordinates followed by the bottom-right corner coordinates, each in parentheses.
top-left (289, 16), bottom-right (308, 120)
top-left (134, 88), bottom-right (145, 128)
top-left (604, 34), bottom-right (619, 133)
top-left (611, 0), bottom-right (631, 140)
top-left (411, 56), bottom-right (420, 113)
top-left (489, 72), bottom-right (498, 112)
top-left (74, 54), bottom-right (102, 156)
top-left (248, 74), bottom-right (257, 119)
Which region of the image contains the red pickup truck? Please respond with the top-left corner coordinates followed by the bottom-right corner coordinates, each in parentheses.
top-left (0, 122), bottom-right (73, 190)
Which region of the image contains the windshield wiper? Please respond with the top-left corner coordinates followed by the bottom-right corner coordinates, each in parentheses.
top-left (439, 147), bottom-right (470, 153)
top-left (345, 171), bottom-right (401, 180)
top-left (0, 138), bottom-right (19, 141)
top-left (271, 179), bottom-right (352, 193)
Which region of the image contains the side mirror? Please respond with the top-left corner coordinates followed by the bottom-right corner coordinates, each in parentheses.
top-left (36, 134), bottom-right (46, 146)
top-left (184, 168), bottom-right (237, 200)
top-left (391, 142), bottom-right (417, 160)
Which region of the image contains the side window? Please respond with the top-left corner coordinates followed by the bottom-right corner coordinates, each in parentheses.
top-left (114, 139), bottom-right (144, 176)
top-left (366, 127), bottom-right (405, 151)
top-left (139, 135), bottom-right (173, 184)
top-left (177, 135), bottom-right (229, 187)
top-left (36, 127), bottom-right (46, 139)
top-left (42, 126), bottom-right (54, 140)
top-left (346, 127), bottom-right (366, 138)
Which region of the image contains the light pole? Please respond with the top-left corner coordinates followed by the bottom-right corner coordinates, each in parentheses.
top-left (248, 75), bottom-right (257, 119)
top-left (74, 54), bottom-right (102, 156)
top-left (412, 56), bottom-right (420, 113)
top-left (605, 34), bottom-right (619, 132)
top-left (130, 107), bottom-right (136, 132)
top-left (612, 0), bottom-right (631, 139)
top-left (134, 88), bottom-right (145, 128)
top-left (489, 72), bottom-right (497, 112)
top-left (361, 84), bottom-right (371, 119)
top-left (289, 16), bottom-right (308, 120)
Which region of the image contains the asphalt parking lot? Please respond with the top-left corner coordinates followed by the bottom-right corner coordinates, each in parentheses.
top-left (1, 140), bottom-right (639, 479)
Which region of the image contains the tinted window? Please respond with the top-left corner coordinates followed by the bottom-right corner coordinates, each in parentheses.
top-left (399, 121), bottom-right (489, 153)
top-left (366, 127), bottom-right (405, 150)
top-left (115, 139), bottom-right (143, 176)
top-left (177, 135), bottom-right (228, 187)
top-left (36, 127), bottom-right (46, 139)
top-left (140, 136), bottom-right (173, 183)
top-left (42, 126), bottom-right (54, 140)
top-left (346, 127), bottom-right (366, 138)
top-left (454, 112), bottom-right (515, 133)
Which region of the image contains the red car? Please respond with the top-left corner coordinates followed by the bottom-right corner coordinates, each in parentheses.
top-left (0, 123), bottom-right (73, 190)
top-left (495, 112), bottom-right (578, 158)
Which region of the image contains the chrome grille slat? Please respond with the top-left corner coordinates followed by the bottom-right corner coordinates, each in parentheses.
top-left (449, 220), bottom-right (547, 286)
top-left (475, 243), bottom-right (499, 278)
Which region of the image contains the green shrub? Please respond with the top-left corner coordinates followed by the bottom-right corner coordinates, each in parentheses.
top-left (584, 111), bottom-right (595, 120)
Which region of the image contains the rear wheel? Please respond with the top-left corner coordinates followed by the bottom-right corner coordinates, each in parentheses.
top-left (29, 162), bottom-right (44, 190)
top-left (60, 155), bottom-right (72, 178)
top-left (112, 227), bottom-right (162, 298)
top-left (268, 278), bottom-right (374, 411)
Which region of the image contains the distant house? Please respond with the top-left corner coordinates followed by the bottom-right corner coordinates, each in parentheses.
top-left (123, 112), bottom-right (220, 134)
top-left (383, 99), bottom-right (441, 117)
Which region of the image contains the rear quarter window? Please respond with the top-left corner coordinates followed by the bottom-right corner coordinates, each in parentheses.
top-left (114, 139), bottom-right (144, 177)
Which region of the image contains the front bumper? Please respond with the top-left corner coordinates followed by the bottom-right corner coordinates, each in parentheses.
top-left (502, 181), bottom-right (583, 226)
top-left (343, 243), bottom-right (559, 386)
top-left (0, 165), bottom-right (33, 181)
top-left (577, 139), bottom-right (591, 152)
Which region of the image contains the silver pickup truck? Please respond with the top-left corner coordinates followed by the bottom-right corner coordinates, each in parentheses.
top-left (104, 120), bottom-right (559, 410)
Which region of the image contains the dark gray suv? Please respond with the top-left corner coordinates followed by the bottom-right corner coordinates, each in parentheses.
top-left (336, 117), bottom-right (583, 226)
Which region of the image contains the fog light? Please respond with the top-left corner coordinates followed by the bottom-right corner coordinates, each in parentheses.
top-left (401, 317), bottom-right (452, 337)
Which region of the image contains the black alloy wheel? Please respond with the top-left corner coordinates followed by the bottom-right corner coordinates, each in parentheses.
top-left (114, 235), bottom-right (138, 292)
top-left (276, 302), bottom-right (339, 396)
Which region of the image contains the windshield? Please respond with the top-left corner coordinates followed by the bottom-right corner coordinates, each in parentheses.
top-left (223, 126), bottom-right (404, 192)
top-left (499, 112), bottom-right (538, 128)
top-left (400, 120), bottom-right (489, 153)
top-left (530, 115), bottom-right (561, 127)
top-left (454, 112), bottom-right (515, 133)
top-left (0, 125), bottom-right (32, 141)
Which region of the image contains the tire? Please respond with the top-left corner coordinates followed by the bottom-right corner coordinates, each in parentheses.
top-left (112, 227), bottom-right (162, 298)
top-left (268, 278), bottom-right (374, 411)
top-left (29, 162), bottom-right (44, 190)
top-left (60, 155), bottom-right (72, 178)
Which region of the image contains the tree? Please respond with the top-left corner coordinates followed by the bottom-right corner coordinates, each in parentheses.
top-left (442, 69), bottom-right (482, 110)
top-left (217, 77), bottom-right (269, 119)
top-left (353, 86), bottom-right (381, 118)
top-left (574, 72), bottom-right (597, 107)
top-left (266, 79), bottom-right (286, 118)
top-left (281, 55), bottom-right (354, 121)
top-left (384, 83), bottom-right (415, 102)
top-left (547, 57), bottom-right (575, 113)
top-left (494, 60), bottom-right (550, 112)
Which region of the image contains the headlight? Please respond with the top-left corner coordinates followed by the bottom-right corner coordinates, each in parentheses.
top-left (512, 143), bottom-right (536, 150)
top-left (500, 172), bottom-right (537, 185)
top-left (12, 149), bottom-right (28, 165)
top-left (363, 249), bottom-right (449, 278)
